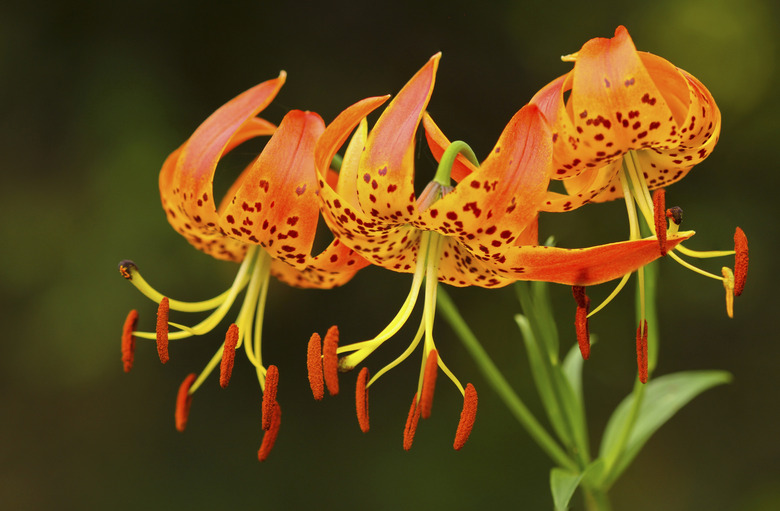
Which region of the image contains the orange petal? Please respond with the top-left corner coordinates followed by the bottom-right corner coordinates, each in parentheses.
top-left (488, 231), bottom-right (693, 286)
top-left (417, 104), bottom-right (551, 264)
top-left (357, 54), bottom-right (440, 224)
top-left (159, 76), bottom-right (283, 261)
top-left (219, 110), bottom-right (324, 266)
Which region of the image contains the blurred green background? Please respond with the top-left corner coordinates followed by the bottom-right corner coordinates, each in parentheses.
top-left (2, 0), bottom-right (777, 509)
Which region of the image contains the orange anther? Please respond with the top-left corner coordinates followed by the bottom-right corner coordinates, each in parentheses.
top-left (572, 286), bottom-right (590, 360)
top-left (258, 402), bottom-right (281, 462)
top-left (652, 189), bottom-right (668, 255)
top-left (219, 324), bottom-right (239, 388)
top-left (420, 350), bottom-right (438, 419)
top-left (454, 384), bottom-right (478, 450)
top-left (118, 260), bottom-right (137, 280)
top-left (636, 320), bottom-right (648, 384)
top-left (121, 310), bottom-right (139, 373)
top-left (307, 332), bottom-right (324, 400)
top-left (403, 393), bottom-right (421, 451)
top-left (156, 297), bottom-right (170, 364)
top-left (175, 373), bottom-right (197, 432)
top-left (356, 367), bottom-right (370, 433)
top-left (734, 227), bottom-right (749, 297)
top-left (323, 325), bottom-right (340, 396)
top-left (262, 365), bottom-right (279, 431)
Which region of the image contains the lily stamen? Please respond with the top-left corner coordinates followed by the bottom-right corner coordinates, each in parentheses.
top-left (175, 373), bottom-right (197, 432)
top-left (257, 402), bottom-right (281, 462)
top-left (156, 297), bottom-right (170, 364)
top-left (636, 320), bottom-right (649, 384)
top-left (420, 349), bottom-right (439, 419)
top-left (453, 383), bottom-right (478, 451)
top-left (262, 365), bottom-right (279, 430)
top-left (121, 310), bottom-right (139, 373)
top-left (403, 393), bottom-right (422, 451)
top-left (219, 324), bottom-right (239, 388)
top-left (323, 326), bottom-right (340, 396)
top-left (572, 286), bottom-right (591, 360)
top-left (307, 333), bottom-right (325, 400)
top-left (356, 367), bottom-right (370, 433)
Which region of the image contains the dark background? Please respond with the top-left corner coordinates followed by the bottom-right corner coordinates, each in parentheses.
top-left (2, 0), bottom-right (777, 509)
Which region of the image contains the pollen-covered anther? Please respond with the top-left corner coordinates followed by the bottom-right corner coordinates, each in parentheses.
top-left (262, 365), bottom-right (279, 431)
top-left (721, 267), bottom-right (735, 319)
top-left (121, 309), bottom-right (139, 372)
top-left (156, 297), bottom-right (170, 364)
top-left (307, 332), bottom-right (324, 400)
top-left (636, 320), bottom-right (649, 384)
top-left (219, 324), bottom-right (239, 388)
top-left (403, 393), bottom-right (421, 451)
top-left (454, 383), bottom-right (478, 450)
top-left (323, 325), bottom-right (340, 396)
top-left (356, 367), bottom-right (370, 433)
top-left (666, 206), bottom-right (683, 225)
top-left (118, 260), bottom-right (137, 280)
top-left (652, 189), bottom-right (668, 255)
top-left (175, 373), bottom-right (197, 432)
top-left (572, 286), bottom-right (591, 360)
top-left (733, 227), bottom-right (749, 297)
top-left (420, 350), bottom-right (438, 419)
top-left (258, 402), bottom-right (281, 462)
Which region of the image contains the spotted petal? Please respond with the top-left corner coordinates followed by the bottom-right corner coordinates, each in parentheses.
top-left (159, 75), bottom-right (285, 260)
top-left (533, 26), bottom-right (720, 211)
top-left (355, 54), bottom-right (440, 224)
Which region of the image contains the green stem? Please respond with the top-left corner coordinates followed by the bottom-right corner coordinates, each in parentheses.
top-left (583, 486), bottom-right (612, 511)
top-left (437, 287), bottom-right (577, 472)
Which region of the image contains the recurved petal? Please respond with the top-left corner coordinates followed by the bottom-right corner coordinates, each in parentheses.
top-left (417, 104), bottom-right (551, 263)
top-left (483, 230), bottom-right (694, 286)
top-left (218, 110), bottom-right (325, 268)
top-left (269, 240), bottom-right (370, 289)
top-left (356, 54), bottom-right (441, 224)
top-left (160, 76), bottom-right (284, 261)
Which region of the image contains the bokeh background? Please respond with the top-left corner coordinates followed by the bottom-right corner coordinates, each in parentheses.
top-left (2, 0), bottom-right (777, 509)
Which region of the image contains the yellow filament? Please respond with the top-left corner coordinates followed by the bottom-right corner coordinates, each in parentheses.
top-left (668, 251), bottom-right (725, 281)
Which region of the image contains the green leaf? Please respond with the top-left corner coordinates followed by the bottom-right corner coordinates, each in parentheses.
top-left (599, 370), bottom-right (731, 487)
top-left (550, 468), bottom-right (583, 511)
top-left (562, 342), bottom-right (585, 404)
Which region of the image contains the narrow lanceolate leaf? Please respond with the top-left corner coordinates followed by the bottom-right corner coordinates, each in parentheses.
top-left (599, 370), bottom-right (732, 487)
top-left (550, 468), bottom-right (583, 511)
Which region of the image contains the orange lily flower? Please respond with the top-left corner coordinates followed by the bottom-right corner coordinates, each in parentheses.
top-left (119, 74), bottom-right (367, 460)
top-left (310, 54), bottom-right (692, 445)
top-left (526, 26), bottom-right (748, 378)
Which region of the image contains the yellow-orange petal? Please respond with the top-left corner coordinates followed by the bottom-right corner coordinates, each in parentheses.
top-left (219, 324), bottom-right (239, 388)
top-left (454, 384), bottom-right (478, 450)
top-left (323, 325), bottom-right (340, 396)
top-left (636, 320), bottom-right (648, 384)
top-left (175, 373), bottom-right (197, 432)
top-left (403, 393), bottom-right (421, 451)
top-left (652, 189), bottom-right (668, 256)
top-left (307, 332), bottom-right (324, 401)
top-left (121, 310), bottom-right (139, 373)
top-left (356, 367), bottom-right (370, 433)
top-left (156, 297), bottom-right (170, 364)
top-left (734, 227), bottom-right (749, 297)
top-left (262, 365), bottom-right (279, 431)
top-left (420, 350), bottom-right (438, 420)
top-left (258, 402), bottom-right (281, 462)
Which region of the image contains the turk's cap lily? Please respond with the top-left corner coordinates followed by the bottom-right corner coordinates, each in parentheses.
top-left (531, 25), bottom-right (721, 212)
top-left (159, 74), bottom-right (368, 288)
top-left (316, 53), bottom-right (692, 289)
